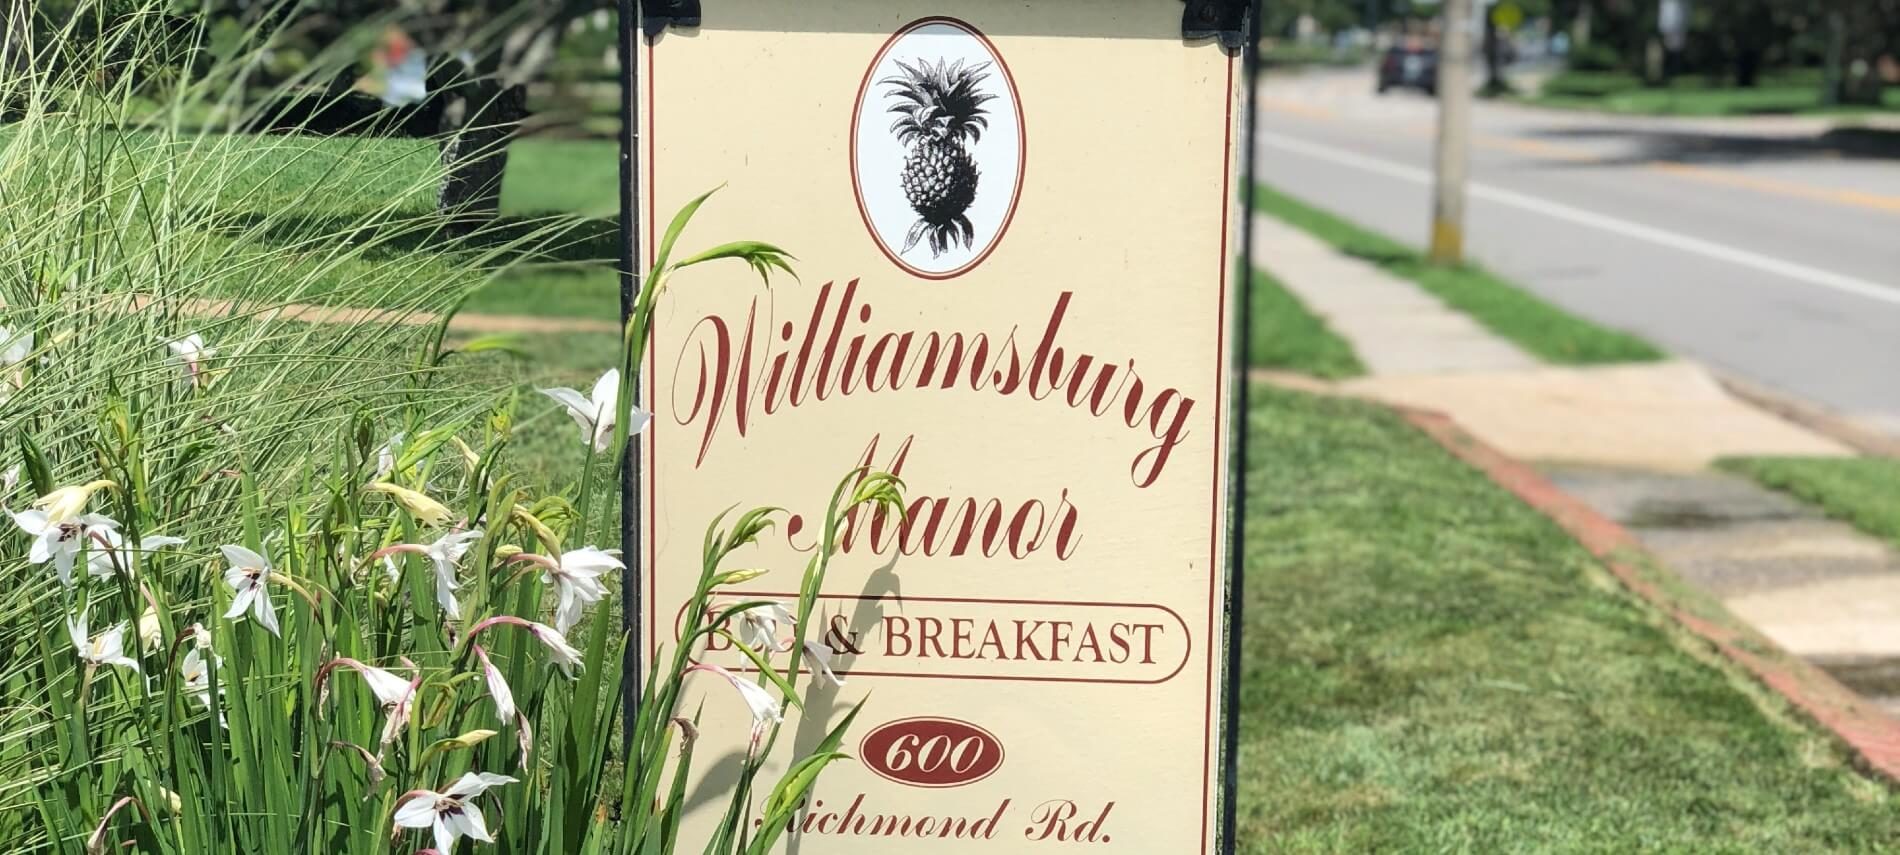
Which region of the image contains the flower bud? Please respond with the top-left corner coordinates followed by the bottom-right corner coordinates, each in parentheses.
top-left (33, 479), bottom-right (116, 523)
top-left (366, 482), bottom-right (452, 527)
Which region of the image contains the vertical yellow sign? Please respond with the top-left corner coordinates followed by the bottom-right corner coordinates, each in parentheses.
top-left (639, 3), bottom-right (1240, 851)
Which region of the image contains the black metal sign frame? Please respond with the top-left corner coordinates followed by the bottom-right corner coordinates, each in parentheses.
top-left (614, 4), bottom-right (1262, 851)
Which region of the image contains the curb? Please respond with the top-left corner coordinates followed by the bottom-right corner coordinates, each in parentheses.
top-left (1713, 371), bottom-right (1900, 459)
top-left (1394, 405), bottom-right (1900, 784)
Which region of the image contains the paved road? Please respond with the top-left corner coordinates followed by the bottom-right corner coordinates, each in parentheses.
top-left (1254, 68), bottom-right (1900, 437)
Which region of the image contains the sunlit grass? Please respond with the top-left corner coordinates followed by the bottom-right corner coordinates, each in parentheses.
top-left (1240, 387), bottom-right (1900, 850)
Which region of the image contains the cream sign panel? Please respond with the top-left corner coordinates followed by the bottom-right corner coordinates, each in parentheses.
top-left (639, 2), bottom-right (1240, 851)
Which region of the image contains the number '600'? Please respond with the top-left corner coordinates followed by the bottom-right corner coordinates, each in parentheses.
top-left (860, 717), bottom-right (1005, 788)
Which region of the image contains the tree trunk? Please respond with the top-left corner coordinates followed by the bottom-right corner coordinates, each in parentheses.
top-left (1734, 47), bottom-right (1760, 88)
top-left (1840, 59), bottom-right (1885, 105)
top-left (437, 79), bottom-right (527, 235)
top-left (1483, 14), bottom-right (1506, 94)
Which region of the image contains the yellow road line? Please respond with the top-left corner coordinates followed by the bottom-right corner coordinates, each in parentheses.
top-left (1644, 160), bottom-right (1900, 214)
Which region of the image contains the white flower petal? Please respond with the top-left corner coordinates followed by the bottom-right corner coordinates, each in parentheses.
top-left (590, 368), bottom-right (619, 418)
top-left (224, 586), bottom-right (256, 621)
top-left (10, 509), bottom-right (47, 536)
top-left (393, 793), bottom-right (439, 829)
top-left (359, 666), bottom-right (412, 706)
top-left (560, 547), bottom-right (624, 575)
top-left (220, 545), bottom-right (270, 571)
top-left (51, 546), bottom-right (76, 587)
top-left (477, 647), bottom-right (516, 723)
top-left (253, 588), bottom-right (281, 637)
top-left (539, 386), bottom-right (599, 445)
top-left (450, 803), bottom-right (493, 843)
top-left (27, 529), bottom-right (53, 565)
top-left (803, 640), bottom-right (846, 688)
top-left (432, 817), bottom-right (458, 855)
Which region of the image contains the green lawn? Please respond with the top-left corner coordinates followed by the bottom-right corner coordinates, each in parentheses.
top-left (1256, 185), bottom-right (1665, 366)
top-left (1250, 270), bottom-right (1364, 379)
top-left (451, 137), bottom-right (625, 320)
top-left (1261, 43), bottom-right (1370, 70)
top-left (1241, 387), bottom-right (1900, 850)
top-left (176, 133), bottom-right (623, 320)
top-left (1529, 69), bottom-right (1900, 117)
top-left (1718, 456), bottom-right (1900, 551)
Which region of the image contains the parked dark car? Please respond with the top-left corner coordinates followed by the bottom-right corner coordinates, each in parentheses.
top-left (1377, 45), bottom-right (1438, 95)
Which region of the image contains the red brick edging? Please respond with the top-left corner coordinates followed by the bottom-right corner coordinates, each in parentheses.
top-left (1399, 406), bottom-right (1900, 784)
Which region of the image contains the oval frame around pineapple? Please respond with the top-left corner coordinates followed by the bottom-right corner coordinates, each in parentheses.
top-left (851, 17), bottom-right (1026, 280)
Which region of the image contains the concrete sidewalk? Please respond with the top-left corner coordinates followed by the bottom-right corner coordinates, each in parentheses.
top-left (1255, 216), bottom-right (1539, 375)
top-left (1254, 212), bottom-right (1852, 470)
top-left (1552, 466), bottom-right (1900, 716)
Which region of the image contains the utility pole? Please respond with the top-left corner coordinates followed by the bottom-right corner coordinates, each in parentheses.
top-left (1430, 0), bottom-right (1473, 265)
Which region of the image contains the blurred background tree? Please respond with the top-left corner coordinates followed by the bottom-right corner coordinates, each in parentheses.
top-left (41, 0), bottom-right (623, 230)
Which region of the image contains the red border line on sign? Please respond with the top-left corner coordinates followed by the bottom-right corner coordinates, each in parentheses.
top-left (848, 16), bottom-right (1028, 282)
top-left (1201, 54), bottom-right (1238, 855)
top-left (645, 35), bottom-right (660, 663)
top-left (673, 592), bottom-right (1196, 685)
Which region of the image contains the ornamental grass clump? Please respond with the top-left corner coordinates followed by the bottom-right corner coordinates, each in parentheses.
top-left (2, 2), bottom-right (891, 852)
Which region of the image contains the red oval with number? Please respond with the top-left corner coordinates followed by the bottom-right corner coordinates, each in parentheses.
top-left (859, 717), bottom-right (1004, 788)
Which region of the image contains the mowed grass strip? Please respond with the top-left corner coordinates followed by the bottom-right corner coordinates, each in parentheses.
top-left (1254, 185), bottom-right (1664, 366)
top-left (1249, 270), bottom-right (1364, 379)
top-left (1527, 70), bottom-right (1900, 117)
top-left (1240, 387), bottom-right (1898, 851)
top-left (1718, 455), bottom-right (1900, 551)
top-left (181, 133), bottom-right (625, 320)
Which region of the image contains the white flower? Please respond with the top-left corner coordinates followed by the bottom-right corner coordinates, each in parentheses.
top-left (424, 530), bottom-right (482, 619)
top-left (318, 657), bottom-right (419, 748)
top-left (469, 615), bottom-right (587, 679)
top-left (87, 531), bottom-right (186, 580)
top-left (0, 326), bottom-right (31, 368)
top-left (529, 621), bottom-right (585, 678)
top-left (540, 368), bottom-right (649, 453)
top-left (376, 529), bottom-right (484, 619)
top-left (802, 640), bottom-right (847, 688)
top-left (0, 465), bottom-right (17, 495)
top-left (540, 546), bottom-right (622, 635)
top-left (166, 334), bottom-right (216, 389)
top-left (373, 432), bottom-right (405, 479)
top-left (474, 644), bottom-right (515, 723)
top-left (12, 509), bottom-right (118, 587)
top-left (187, 621), bottom-right (213, 649)
top-left (179, 645), bottom-right (225, 710)
top-left (68, 611), bottom-right (139, 673)
top-left (689, 663), bottom-right (782, 750)
top-left (736, 602), bottom-right (796, 652)
top-left (393, 772), bottom-right (516, 853)
top-left (220, 545), bottom-right (279, 637)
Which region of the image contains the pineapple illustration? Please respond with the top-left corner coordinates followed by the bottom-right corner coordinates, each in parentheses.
top-left (881, 57), bottom-right (998, 258)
